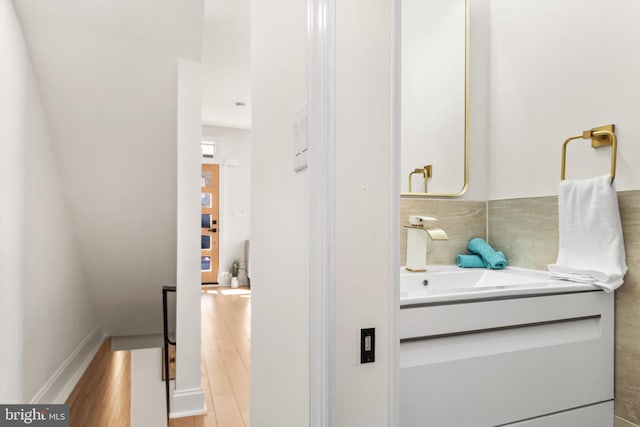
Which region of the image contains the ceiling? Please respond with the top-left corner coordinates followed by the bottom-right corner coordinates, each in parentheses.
top-left (202, 0), bottom-right (251, 129)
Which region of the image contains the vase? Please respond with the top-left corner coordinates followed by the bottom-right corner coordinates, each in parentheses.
top-left (231, 277), bottom-right (239, 288)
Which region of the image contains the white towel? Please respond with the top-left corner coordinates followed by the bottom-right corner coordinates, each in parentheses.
top-left (548, 175), bottom-right (627, 292)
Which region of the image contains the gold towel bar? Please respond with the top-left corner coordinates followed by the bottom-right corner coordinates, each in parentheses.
top-left (561, 124), bottom-right (617, 183)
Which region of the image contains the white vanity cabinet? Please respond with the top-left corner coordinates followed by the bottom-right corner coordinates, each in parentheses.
top-left (400, 290), bottom-right (614, 427)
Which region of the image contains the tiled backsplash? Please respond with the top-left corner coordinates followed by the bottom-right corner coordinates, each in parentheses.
top-left (487, 196), bottom-right (559, 269)
top-left (400, 198), bottom-right (486, 266)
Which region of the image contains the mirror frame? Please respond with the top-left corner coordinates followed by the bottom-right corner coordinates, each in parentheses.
top-left (400, 0), bottom-right (469, 198)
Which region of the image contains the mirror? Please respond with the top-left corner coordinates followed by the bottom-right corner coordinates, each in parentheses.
top-left (400, 0), bottom-right (469, 197)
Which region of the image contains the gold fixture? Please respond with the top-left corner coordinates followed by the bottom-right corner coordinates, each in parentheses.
top-left (401, 0), bottom-right (469, 198)
top-left (403, 224), bottom-right (449, 241)
top-left (561, 124), bottom-right (617, 183)
top-left (408, 165), bottom-right (432, 193)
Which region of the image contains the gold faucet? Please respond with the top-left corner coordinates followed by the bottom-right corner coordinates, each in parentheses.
top-left (403, 223), bottom-right (449, 240)
top-left (404, 216), bottom-right (448, 272)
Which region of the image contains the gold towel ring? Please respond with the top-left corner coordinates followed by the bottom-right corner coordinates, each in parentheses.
top-left (560, 124), bottom-right (617, 184)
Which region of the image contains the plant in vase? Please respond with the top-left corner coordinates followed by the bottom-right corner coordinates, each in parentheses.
top-left (229, 257), bottom-right (243, 288)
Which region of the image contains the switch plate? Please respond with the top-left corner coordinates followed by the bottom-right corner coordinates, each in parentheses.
top-left (361, 328), bottom-right (375, 364)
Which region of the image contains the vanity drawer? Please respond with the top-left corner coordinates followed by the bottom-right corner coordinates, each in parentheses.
top-left (399, 291), bottom-right (614, 427)
top-left (400, 290), bottom-right (608, 340)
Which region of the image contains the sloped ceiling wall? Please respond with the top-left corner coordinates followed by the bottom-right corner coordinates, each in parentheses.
top-left (14, 0), bottom-right (203, 335)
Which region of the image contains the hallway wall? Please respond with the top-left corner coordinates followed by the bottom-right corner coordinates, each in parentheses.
top-left (250, 1), bottom-right (310, 425)
top-left (0, 0), bottom-right (97, 402)
top-left (13, 0), bottom-right (204, 337)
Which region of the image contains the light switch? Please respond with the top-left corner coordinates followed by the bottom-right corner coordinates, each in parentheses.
top-left (361, 328), bottom-right (375, 364)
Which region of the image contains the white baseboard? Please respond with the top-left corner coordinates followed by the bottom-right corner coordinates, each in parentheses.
top-left (169, 387), bottom-right (206, 418)
top-left (30, 327), bottom-right (106, 404)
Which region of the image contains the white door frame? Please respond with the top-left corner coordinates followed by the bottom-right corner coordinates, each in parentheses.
top-left (389, 0), bottom-right (401, 425)
top-left (308, 0), bottom-right (336, 426)
top-left (308, 0), bottom-right (401, 425)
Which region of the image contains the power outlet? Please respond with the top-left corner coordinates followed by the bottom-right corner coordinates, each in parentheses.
top-left (361, 328), bottom-right (375, 364)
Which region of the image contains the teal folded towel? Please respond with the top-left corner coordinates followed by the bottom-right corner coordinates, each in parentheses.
top-left (468, 237), bottom-right (508, 270)
top-left (456, 254), bottom-right (486, 268)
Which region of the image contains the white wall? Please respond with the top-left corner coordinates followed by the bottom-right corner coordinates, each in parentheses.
top-left (0, 0), bottom-right (97, 402)
top-left (250, 1), bottom-right (309, 425)
top-left (202, 125), bottom-right (251, 284)
top-left (335, 1), bottom-right (394, 425)
top-left (489, 0), bottom-right (640, 199)
top-left (14, 0), bottom-right (204, 337)
top-left (0, 0), bottom-right (26, 402)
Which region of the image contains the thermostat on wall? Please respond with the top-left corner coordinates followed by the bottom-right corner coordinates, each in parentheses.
top-left (293, 102), bottom-right (309, 172)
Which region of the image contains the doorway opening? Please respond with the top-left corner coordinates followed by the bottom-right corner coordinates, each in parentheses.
top-left (201, 161), bottom-right (220, 285)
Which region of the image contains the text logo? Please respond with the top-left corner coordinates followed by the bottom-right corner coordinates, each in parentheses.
top-left (0, 405), bottom-right (68, 426)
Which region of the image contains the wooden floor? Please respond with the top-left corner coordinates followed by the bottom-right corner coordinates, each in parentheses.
top-left (169, 286), bottom-right (251, 427)
top-left (66, 339), bottom-right (131, 427)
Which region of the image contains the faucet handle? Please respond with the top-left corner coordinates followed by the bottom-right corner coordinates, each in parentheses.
top-left (409, 215), bottom-right (437, 225)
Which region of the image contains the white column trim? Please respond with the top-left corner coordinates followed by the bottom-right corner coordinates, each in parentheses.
top-left (169, 387), bottom-right (206, 419)
top-left (174, 58), bottom-right (205, 416)
top-left (390, 0), bottom-right (401, 425)
top-left (308, 0), bottom-right (335, 426)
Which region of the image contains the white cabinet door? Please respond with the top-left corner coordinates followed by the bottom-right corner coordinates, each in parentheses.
top-left (400, 291), bottom-right (614, 427)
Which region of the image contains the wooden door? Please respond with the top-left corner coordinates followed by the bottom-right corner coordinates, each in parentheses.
top-left (201, 164), bottom-right (220, 284)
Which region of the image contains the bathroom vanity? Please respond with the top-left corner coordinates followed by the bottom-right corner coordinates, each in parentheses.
top-left (400, 266), bottom-right (614, 427)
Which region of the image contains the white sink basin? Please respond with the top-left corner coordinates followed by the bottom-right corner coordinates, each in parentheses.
top-left (400, 265), bottom-right (597, 305)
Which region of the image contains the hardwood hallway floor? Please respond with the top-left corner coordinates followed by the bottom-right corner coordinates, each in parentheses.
top-left (170, 286), bottom-right (251, 427)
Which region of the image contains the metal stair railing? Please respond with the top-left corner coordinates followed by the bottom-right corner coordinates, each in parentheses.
top-left (162, 286), bottom-right (177, 419)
